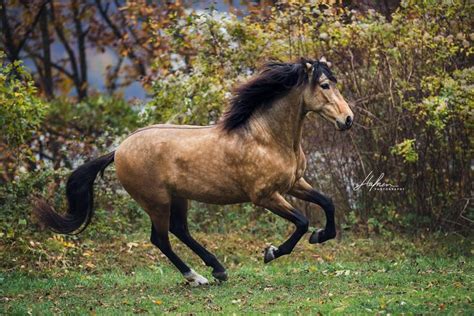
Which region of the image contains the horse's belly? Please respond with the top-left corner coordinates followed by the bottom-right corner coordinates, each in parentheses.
top-left (174, 188), bottom-right (249, 205)
top-left (169, 166), bottom-right (249, 205)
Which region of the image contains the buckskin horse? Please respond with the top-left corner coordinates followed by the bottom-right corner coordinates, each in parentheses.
top-left (35, 57), bottom-right (354, 286)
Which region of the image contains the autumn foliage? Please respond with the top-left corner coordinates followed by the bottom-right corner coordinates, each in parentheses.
top-left (0, 0), bottom-right (472, 238)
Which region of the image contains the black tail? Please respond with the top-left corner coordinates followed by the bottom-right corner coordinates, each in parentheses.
top-left (34, 151), bottom-right (115, 234)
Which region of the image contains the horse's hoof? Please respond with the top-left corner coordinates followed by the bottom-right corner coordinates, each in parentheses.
top-left (309, 229), bottom-right (325, 244)
top-left (183, 269), bottom-right (209, 287)
top-left (212, 270), bottom-right (228, 282)
top-left (264, 245), bottom-right (278, 263)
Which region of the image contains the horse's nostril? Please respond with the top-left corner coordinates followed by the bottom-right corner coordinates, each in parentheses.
top-left (345, 116), bottom-right (353, 127)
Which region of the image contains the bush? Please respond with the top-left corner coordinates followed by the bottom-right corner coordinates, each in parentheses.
top-left (0, 51), bottom-right (48, 182)
top-left (0, 51), bottom-right (47, 148)
top-left (47, 96), bottom-right (141, 136)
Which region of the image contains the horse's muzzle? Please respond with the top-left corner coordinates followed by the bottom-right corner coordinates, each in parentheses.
top-left (336, 115), bottom-right (353, 131)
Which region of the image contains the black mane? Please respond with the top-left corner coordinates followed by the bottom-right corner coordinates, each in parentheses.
top-left (221, 59), bottom-right (336, 131)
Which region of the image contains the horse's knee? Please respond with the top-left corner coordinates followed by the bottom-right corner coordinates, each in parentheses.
top-left (296, 216), bottom-right (309, 233)
top-left (318, 194), bottom-right (334, 213)
top-left (326, 197), bottom-right (335, 210)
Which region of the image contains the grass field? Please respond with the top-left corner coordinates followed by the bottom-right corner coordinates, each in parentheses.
top-left (1, 231), bottom-right (473, 314)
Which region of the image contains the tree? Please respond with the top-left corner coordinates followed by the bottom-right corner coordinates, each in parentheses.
top-left (0, 0), bottom-right (48, 63)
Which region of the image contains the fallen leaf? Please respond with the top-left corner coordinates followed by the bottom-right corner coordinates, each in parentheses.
top-left (85, 262), bottom-right (95, 269)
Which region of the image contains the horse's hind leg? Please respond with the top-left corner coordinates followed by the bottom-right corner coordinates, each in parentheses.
top-left (147, 203), bottom-right (209, 286)
top-left (169, 197), bottom-right (227, 281)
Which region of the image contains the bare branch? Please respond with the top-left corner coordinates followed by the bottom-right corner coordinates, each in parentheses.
top-left (95, 0), bottom-right (146, 76)
top-left (50, 1), bottom-right (79, 85)
top-left (0, 0), bottom-right (49, 61)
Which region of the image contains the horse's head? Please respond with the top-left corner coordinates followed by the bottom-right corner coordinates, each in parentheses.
top-left (302, 57), bottom-right (354, 131)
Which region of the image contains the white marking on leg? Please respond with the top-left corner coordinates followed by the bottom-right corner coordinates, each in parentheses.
top-left (264, 245), bottom-right (279, 263)
top-left (183, 269), bottom-right (209, 287)
top-left (268, 245), bottom-right (278, 258)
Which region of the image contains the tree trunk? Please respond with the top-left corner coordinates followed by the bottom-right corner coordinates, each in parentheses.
top-left (72, 0), bottom-right (88, 100)
top-left (39, 3), bottom-right (53, 99)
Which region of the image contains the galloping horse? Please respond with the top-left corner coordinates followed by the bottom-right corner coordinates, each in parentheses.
top-left (35, 57), bottom-right (354, 286)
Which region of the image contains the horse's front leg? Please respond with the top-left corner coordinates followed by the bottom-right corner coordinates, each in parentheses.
top-left (289, 178), bottom-right (336, 244)
top-left (255, 193), bottom-right (309, 263)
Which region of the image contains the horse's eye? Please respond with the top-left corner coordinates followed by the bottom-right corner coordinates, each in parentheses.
top-left (320, 83), bottom-right (330, 90)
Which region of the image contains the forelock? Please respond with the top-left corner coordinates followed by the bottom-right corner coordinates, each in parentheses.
top-left (310, 61), bottom-right (337, 86)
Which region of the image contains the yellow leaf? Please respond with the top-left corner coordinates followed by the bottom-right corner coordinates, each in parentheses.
top-left (154, 300), bottom-right (162, 305)
top-left (85, 262), bottom-right (96, 269)
top-left (62, 241), bottom-right (75, 248)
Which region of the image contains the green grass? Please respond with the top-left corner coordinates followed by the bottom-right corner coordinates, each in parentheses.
top-left (1, 232), bottom-right (473, 314)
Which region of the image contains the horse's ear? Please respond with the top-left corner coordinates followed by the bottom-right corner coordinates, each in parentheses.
top-left (300, 57), bottom-right (312, 73)
top-left (320, 56), bottom-right (332, 67)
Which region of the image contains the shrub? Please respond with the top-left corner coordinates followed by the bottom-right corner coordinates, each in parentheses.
top-left (0, 168), bottom-right (66, 239)
top-left (0, 51), bottom-right (48, 182)
top-left (0, 51), bottom-right (48, 148)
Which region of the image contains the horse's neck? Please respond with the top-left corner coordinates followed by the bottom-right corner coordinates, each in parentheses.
top-left (249, 90), bottom-right (305, 152)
